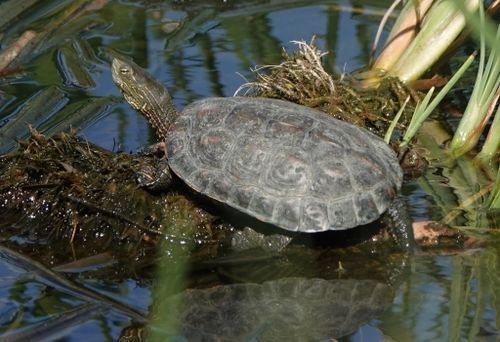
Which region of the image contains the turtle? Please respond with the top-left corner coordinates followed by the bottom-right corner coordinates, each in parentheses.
top-left (156, 277), bottom-right (392, 340)
top-left (111, 57), bottom-right (414, 251)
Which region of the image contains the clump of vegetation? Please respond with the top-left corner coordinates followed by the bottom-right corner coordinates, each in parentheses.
top-left (236, 39), bottom-right (417, 140)
top-left (0, 129), bottom-right (219, 269)
top-left (236, 39), bottom-right (335, 103)
top-left (372, 0), bottom-right (499, 207)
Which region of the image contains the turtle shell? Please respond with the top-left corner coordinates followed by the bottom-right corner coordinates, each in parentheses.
top-left (166, 97), bottom-right (402, 233)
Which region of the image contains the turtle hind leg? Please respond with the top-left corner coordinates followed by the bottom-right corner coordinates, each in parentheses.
top-left (382, 196), bottom-right (416, 253)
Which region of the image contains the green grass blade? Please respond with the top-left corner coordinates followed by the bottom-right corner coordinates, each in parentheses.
top-left (449, 18), bottom-right (500, 156)
top-left (385, 95), bottom-right (410, 144)
top-left (389, 0), bottom-right (479, 81)
top-left (401, 53), bottom-right (475, 146)
top-left (477, 102), bottom-right (500, 165)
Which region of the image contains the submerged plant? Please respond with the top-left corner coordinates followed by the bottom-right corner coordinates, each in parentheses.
top-left (489, 167), bottom-right (500, 208)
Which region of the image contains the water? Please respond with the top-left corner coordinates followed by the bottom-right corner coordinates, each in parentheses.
top-left (0, 0), bottom-right (498, 341)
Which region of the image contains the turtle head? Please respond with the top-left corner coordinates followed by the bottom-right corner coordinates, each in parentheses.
top-left (111, 57), bottom-right (177, 140)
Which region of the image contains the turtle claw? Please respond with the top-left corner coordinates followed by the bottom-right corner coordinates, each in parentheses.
top-left (138, 142), bottom-right (167, 157)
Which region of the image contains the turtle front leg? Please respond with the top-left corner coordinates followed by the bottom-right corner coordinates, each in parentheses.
top-left (136, 159), bottom-right (173, 192)
top-left (135, 142), bottom-right (173, 192)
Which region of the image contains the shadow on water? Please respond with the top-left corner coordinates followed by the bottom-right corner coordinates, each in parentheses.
top-left (0, 0), bottom-right (498, 341)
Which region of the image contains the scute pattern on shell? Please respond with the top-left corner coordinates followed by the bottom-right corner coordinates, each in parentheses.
top-left (166, 97), bottom-right (402, 232)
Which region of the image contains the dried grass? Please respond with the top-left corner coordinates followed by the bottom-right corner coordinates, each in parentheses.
top-left (235, 38), bottom-right (336, 103)
top-left (234, 38), bottom-right (416, 138)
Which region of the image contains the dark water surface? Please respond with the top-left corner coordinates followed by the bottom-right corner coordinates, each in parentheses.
top-left (0, 1), bottom-right (498, 341)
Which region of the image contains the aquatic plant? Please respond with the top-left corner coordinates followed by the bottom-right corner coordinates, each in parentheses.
top-left (371, 0), bottom-right (480, 82)
top-left (374, 0), bottom-right (499, 207)
top-left (448, 3), bottom-right (500, 161)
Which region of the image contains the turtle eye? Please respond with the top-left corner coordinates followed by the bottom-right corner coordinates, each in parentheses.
top-left (119, 67), bottom-right (129, 74)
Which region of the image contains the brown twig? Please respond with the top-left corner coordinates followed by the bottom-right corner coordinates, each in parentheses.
top-left (0, 30), bottom-right (37, 72)
top-left (0, 0), bottom-right (109, 71)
